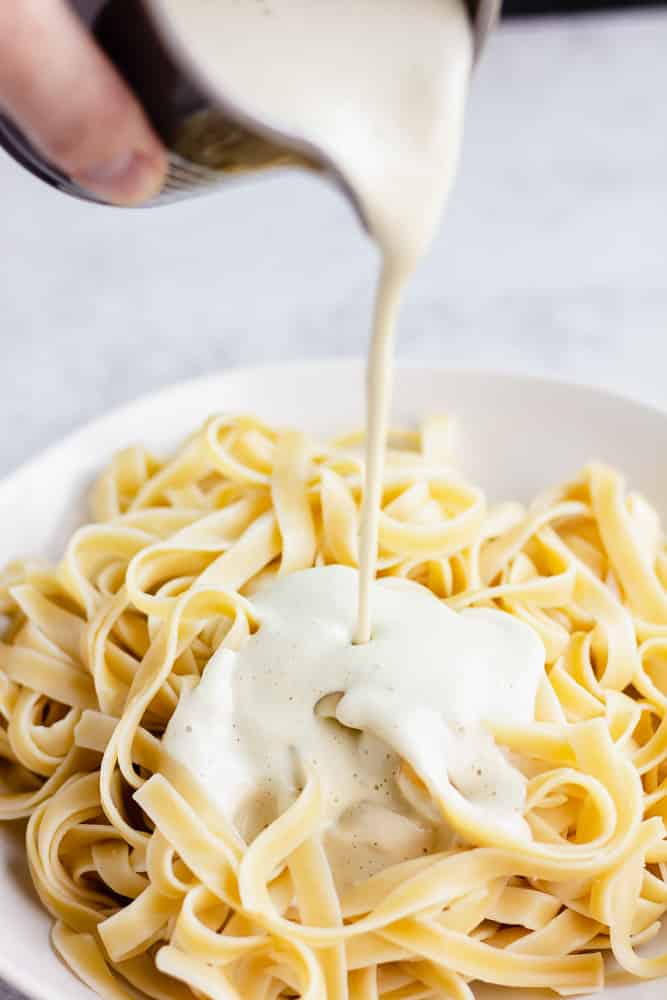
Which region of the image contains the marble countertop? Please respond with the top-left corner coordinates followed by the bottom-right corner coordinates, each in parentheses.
top-left (0, 9), bottom-right (666, 997)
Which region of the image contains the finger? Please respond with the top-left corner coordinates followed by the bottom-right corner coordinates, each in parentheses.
top-left (0, 0), bottom-right (168, 205)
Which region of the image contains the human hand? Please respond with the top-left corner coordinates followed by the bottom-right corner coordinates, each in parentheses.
top-left (0, 0), bottom-right (168, 205)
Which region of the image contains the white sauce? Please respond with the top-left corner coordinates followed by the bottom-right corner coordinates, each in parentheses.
top-left (164, 566), bottom-right (545, 885)
top-left (155, 0), bottom-right (472, 638)
top-left (158, 0), bottom-right (472, 261)
top-left (156, 0), bottom-right (544, 882)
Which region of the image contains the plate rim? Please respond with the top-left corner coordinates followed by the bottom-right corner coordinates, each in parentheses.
top-left (2, 357), bottom-right (667, 491)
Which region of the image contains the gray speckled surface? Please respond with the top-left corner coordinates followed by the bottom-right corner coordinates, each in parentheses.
top-left (1, 10), bottom-right (666, 482)
top-left (0, 8), bottom-right (666, 1000)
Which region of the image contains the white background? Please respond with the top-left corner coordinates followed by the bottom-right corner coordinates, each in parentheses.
top-left (0, 8), bottom-right (666, 998)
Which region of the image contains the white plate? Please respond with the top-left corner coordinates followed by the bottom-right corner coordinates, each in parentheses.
top-left (1, 362), bottom-right (666, 1000)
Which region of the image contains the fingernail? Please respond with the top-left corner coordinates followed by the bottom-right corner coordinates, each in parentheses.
top-left (73, 150), bottom-right (165, 206)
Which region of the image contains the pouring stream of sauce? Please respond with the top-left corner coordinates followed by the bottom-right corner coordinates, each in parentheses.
top-left (159, 0), bottom-right (546, 885)
top-left (155, 0), bottom-right (473, 639)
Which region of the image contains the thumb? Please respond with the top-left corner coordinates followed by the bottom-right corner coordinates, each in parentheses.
top-left (0, 0), bottom-right (168, 205)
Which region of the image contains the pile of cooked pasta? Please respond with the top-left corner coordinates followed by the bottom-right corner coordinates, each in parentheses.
top-left (1, 413), bottom-right (666, 1000)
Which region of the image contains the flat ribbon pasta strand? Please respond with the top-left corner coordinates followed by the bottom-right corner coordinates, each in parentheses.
top-left (271, 431), bottom-right (317, 574)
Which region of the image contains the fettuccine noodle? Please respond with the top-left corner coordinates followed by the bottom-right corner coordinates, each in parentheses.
top-left (1, 413), bottom-right (666, 999)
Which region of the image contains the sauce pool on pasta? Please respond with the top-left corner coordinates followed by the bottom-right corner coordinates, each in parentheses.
top-left (162, 564), bottom-right (545, 887)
